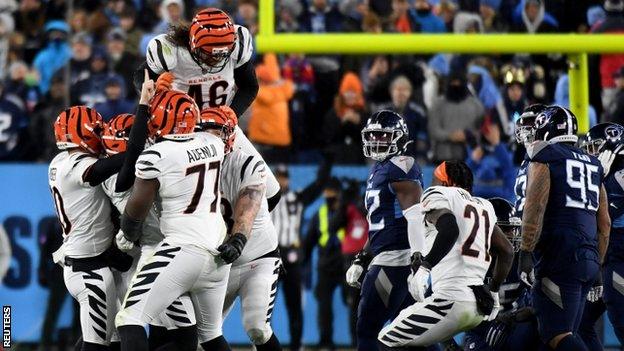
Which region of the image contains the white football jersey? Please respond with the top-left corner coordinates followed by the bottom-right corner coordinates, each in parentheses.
top-left (216, 139), bottom-right (278, 265)
top-left (145, 25), bottom-right (253, 110)
top-left (420, 186), bottom-right (497, 302)
top-left (48, 151), bottom-right (115, 259)
top-left (135, 134), bottom-right (227, 253)
top-left (101, 175), bottom-right (163, 246)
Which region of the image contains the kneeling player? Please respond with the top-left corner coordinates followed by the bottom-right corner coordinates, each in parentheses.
top-left (378, 161), bottom-right (514, 349)
top-left (196, 106), bottom-right (282, 351)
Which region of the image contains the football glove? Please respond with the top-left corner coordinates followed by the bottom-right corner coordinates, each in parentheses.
top-left (518, 250), bottom-right (535, 287)
top-left (116, 230), bottom-right (134, 252)
top-left (218, 232), bottom-right (247, 264)
top-left (155, 72), bottom-right (174, 93)
top-left (485, 316), bottom-right (512, 348)
top-left (346, 250), bottom-right (371, 288)
top-left (587, 274), bottom-right (603, 302)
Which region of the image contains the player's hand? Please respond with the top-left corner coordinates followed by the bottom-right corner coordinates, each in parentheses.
top-left (346, 250), bottom-right (371, 288)
top-left (156, 72), bottom-right (174, 93)
top-left (139, 69), bottom-right (156, 106)
top-left (116, 230), bottom-right (135, 252)
top-left (408, 265), bottom-right (430, 302)
top-left (485, 316), bottom-right (511, 348)
top-left (587, 273), bottom-right (603, 302)
top-left (518, 250), bottom-right (535, 287)
top-left (218, 232), bottom-right (247, 264)
top-left (598, 149), bottom-right (616, 176)
top-left (485, 291), bottom-right (500, 321)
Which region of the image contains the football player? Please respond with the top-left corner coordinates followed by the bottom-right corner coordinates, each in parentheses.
top-left (463, 198), bottom-right (540, 351)
top-left (101, 112), bottom-right (197, 351)
top-left (196, 106), bottom-right (282, 351)
top-left (517, 106), bottom-right (611, 351)
top-left (577, 122), bottom-right (624, 349)
top-left (345, 110), bottom-right (424, 350)
top-left (137, 8), bottom-right (281, 210)
top-left (49, 105), bottom-right (134, 350)
top-left (378, 161), bottom-right (514, 349)
top-left (114, 91), bottom-right (230, 351)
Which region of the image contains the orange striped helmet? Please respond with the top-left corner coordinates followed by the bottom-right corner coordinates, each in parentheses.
top-left (198, 105), bottom-right (238, 153)
top-left (54, 106), bottom-right (104, 155)
top-left (189, 8), bottom-right (236, 73)
top-left (148, 90), bottom-right (200, 140)
top-left (102, 113), bottom-right (135, 155)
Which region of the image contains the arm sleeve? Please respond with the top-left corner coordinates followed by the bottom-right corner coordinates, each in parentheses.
top-left (115, 104), bottom-right (150, 192)
top-left (425, 212), bottom-right (460, 267)
top-left (298, 156), bottom-right (334, 206)
top-left (403, 203), bottom-right (426, 254)
top-left (75, 153), bottom-right (126, 187)
top-left (230, 61), bottom-right (259, 117)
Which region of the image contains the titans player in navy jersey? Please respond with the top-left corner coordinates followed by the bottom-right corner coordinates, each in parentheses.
top-left (518, 106), bottom-right (611, 351)
top-left (577, 122), bottom-right (624, 350)
top-left (345, 110), bottom-right (424, 351)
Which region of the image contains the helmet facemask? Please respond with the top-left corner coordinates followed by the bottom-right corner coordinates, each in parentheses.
top-left (191, 46), bottom-right (232, 74)
top-left (361, 128), bottom-right (404, 161)
top-left (580, 138), bottom-right (605, 156)
top-left (514, 117), bottom-right (536, 146)
top-left (499, 216), bottom-right (521, 252)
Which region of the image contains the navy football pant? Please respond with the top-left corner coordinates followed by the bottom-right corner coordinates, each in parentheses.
top-left (357, 265), bottom-right (412, 351)
top-left (603, 260), bottom-right (624, 344)
top-left (532, 259), bottom-right (598, 345)
top-left (577, 299), bottom-right (605, 351)
top-left (463, 318), bottom-right (540, 351)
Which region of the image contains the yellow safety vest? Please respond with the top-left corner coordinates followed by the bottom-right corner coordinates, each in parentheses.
top-left (318, 203), bottom-right (345, 248)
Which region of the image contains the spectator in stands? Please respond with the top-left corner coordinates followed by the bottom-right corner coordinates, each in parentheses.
top-left (412, 0), bottom-right (446, 33)
top-left (31, 74), bottom-right (66, 162)
top-left (154, 0), bottom-right (185, 34)
top-left (71, 48), bottom-right (119, 107)
top-left (94, 76), bottom-right (135, 122)
top-left (282, 54), bottom-right (315, 150)
top-left (392, 0), bottom-right (419, 33)
top-left (298, 0), bottom-right (344, 33)
top-left (555, 74), bottom-right (598, 127)
top-left (0, 80), bottom-right (28, 160)
top-left (0, 10), bottom-right (14, 79)
top-left (68, 32), bottom-right (92, 85)
top-left (501, 66), bottom-right (528, 125)
top-left (380, 75), bottom-right (428, 161)
top-left (468, 64), bottom-right (510, 136)
top-left (235, 0), bottom-right (258, 34)
top-left (605, 66), bottom-right (624, 124)
top-left (466, 121), bottom-right (515, 201)
top-left (277, 0), bottom-right (302, 33)
top-left (592, 0), bottom-right (624, 109)
top-left (361, 55), bottom-right (392, 104)
top-left (324, 72), bottom-right (366, 164)
top-left (32, 20), bottom-right (70, 95)
top-left (249, 53), bottom-right (294, 162)
top-left (119, 6), bottom-right (143, 57)
top-left (106, 28), bottom-right (140, 100)
top-left (69, 8), bottom-right (88, 33)
top-left (5, 61), bottom-right (39, 112)
top-left (480, 0), bottom-right (508, 33)
top-left (512, 0), bottom-right (558, 33)
top-left (428, 70), bottom-right (484, 163)
top-left (454, 10), bottom-right (484, 33)
top-left (13, 0), bottom-right (43, 64)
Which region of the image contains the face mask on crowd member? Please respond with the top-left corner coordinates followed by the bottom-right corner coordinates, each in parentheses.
top-left (445, 72), bottom-right (469, 102)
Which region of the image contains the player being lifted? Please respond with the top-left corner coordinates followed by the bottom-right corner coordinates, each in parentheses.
top-left (137, 7), bottom-right (281, 209)
top-left (49, 105), bottom-right (134, 350)
top-left (114, 91), bottom-right (230, 351)
top-left (378, 161), bottom-right (514, 349)
top-left (518, 106), bottom-right (611, 351)
top-left (345, 110), bottom-right (424, 350)
top-left (196, 106), bottom-right (282, 351)
top-left (579, 122), bottom-right (624, 346)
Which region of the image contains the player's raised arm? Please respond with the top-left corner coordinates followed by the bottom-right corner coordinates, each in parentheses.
top-left (597, 184), bottom-right (611, 264)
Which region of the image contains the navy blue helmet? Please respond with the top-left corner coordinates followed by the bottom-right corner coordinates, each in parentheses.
top-left (515, 103), bottom-right (547, 145)
top-left (489, 197), bottom-right (521, 251)
top-left (581, 122), bottom-right (624, 156)
top-left (361, 110), bottom-right (410, 161)
top-left (533, 105), bottom-right (578, 144)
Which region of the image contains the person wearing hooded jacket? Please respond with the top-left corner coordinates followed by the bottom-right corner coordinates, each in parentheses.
top-left (32, 20), bottom-right (71, 95)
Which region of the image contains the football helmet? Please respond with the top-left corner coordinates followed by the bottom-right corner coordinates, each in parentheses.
top-left (488, 197), bottom-right (521, 252)
top-left (54, 106), bottom-right (104, 155)
top-left (533, 105), bottom-right (578, 144)
top-left (197, 105), bottom-right (238, 153)
top-left (361, 110), bottom-right (410, 161)
top-left (102, 113), bottom-right (135, 155)
top-left (189, 8), bottom-right (236, 74)
top-left (148, 90), bottom-right (199, 140)
top-left (581, 122), bottom-right (624, 156)
top-left (515, 103), bottom-right (546, 145)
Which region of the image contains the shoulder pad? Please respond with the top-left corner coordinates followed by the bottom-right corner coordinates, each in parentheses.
top-left (146, 34), bottom-right (178, 73)
top-left (232, 25), bottom-right (253, 68)
top-left (526, 140), bottom-right (550, 160)
top-left (390, 155), bottom-right (415, 174)
top-left (421, 186), bottom-right (451, 212)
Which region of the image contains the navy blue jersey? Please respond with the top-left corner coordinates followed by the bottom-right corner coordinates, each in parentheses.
top-left (514, 158), bottom-right (529, 218)
top-left (605, 168), bottom-right (624, 262)
top-left (528, 142), bottom-right (603, 273)
top-left (365, 155), bottom-right (423, 256)
top-left (498, 256), bottom-right (526, 312)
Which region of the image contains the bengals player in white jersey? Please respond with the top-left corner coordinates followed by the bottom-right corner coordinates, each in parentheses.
top-left (378, 161), bottom-right (514, 349)
top-left (136, 8), bottom-right (281, 209)
top-left (114, 91), bottom-right (230, 351)
top-left (196, 106), bottom-right (282, 351)
top-left (49, 105), bottom-right (134, 350)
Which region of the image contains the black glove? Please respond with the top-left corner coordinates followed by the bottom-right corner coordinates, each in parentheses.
top-left (218, 233), bottom-right (247, 264)
top-left (485, 317), bottom-right (512, 348)
top-left (353, 250), bottom-right (372, 270)
top-left (410, 251), bottom-right (431, 273)
top-left (518, 250), bottom-right (535, 287)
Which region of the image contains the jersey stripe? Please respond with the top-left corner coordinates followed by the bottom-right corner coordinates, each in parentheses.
top-left (240, 155), bottom-right (254, 181)
top-left (141, 150), bottom-right (162, 158)
top-left (251, 160), bottom-right (265, 174)
top-left (138, 167), bottom-right (161, 173)
top-left (154, 39), bottom-right (169, 71)
top-left (236, 27), bottom-right (244, 62)
top-left (421, 189), bottom-right (443, 203)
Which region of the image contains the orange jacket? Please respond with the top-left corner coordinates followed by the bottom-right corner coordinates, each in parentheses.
top-left (248, 54), bottom-right (295, 146)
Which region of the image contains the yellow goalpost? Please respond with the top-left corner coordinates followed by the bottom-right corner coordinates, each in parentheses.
top-left (254, 0), bottom-right (624, 133)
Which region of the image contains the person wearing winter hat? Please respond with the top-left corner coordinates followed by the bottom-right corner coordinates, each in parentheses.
top-left (32, 20), bottom-right (71, 94)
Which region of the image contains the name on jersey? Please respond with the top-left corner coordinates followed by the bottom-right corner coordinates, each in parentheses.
top-left (188, 76), bottom-right (224, 84)
top-left (187, 145), bottom-right (218, 163)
